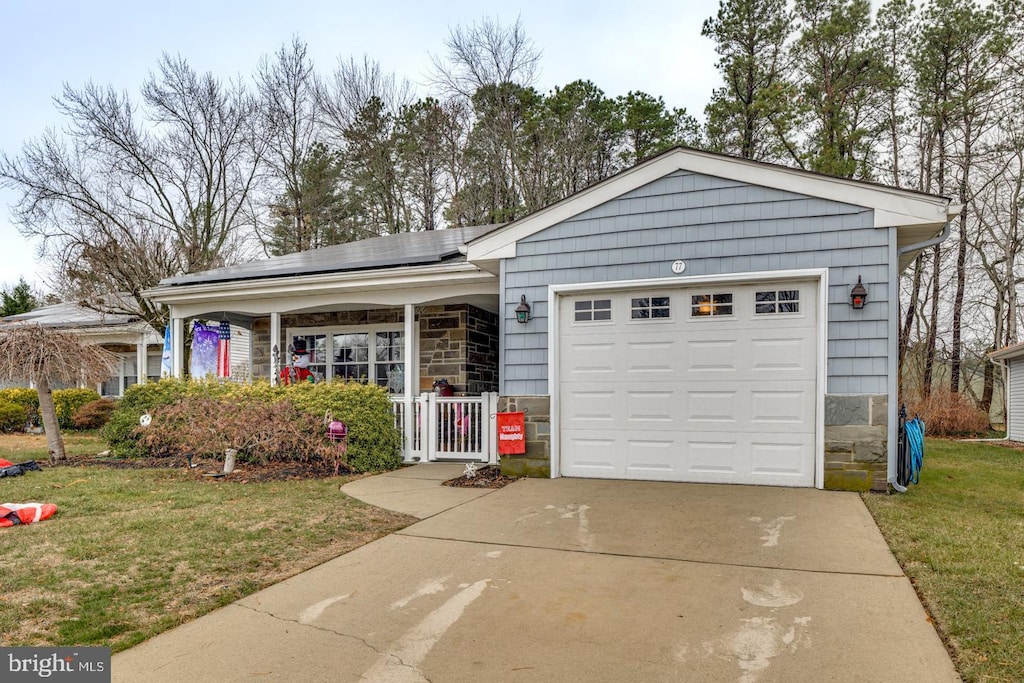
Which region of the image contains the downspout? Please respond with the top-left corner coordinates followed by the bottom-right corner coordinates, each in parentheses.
top-left (889, 212), bottom-right (956, 491)
top-left (896, 217), bottom-right (954, 259)
top-left (991, 355), bottom-right (1009, 439)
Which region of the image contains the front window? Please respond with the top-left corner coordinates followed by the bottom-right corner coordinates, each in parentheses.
top-left (288, 326), bottom-right (407, 393)
top-left (332, 333), bottom-right (369, 381)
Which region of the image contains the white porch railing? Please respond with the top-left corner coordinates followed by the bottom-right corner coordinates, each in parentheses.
top-left (392, 392), bottom-right (499, 464)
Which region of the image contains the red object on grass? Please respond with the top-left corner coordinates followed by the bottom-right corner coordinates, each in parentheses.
top-left (1, 502), bottom-right (58, 527)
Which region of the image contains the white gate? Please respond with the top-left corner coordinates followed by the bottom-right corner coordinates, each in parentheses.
top-left (393, 392), bottom-right (499, 464)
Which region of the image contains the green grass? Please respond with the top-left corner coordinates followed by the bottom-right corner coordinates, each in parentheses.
top-left (0, 430), bottom-right (110, 460)
top-left (863, 438), bottom-right (1024, 683)
top-left (0, 441), bottom-right (414, 652)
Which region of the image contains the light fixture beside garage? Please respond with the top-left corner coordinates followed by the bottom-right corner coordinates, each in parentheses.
top-left (850, 276), bottom-right (868, 309)
top-left (515, 295), bottom-right (532, 324)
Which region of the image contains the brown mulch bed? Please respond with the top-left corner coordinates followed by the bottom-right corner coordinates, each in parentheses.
top-left (442, 464), bottom-right (518, 489)
top-left (53, 454), bottom-right (341, 483)
top-left (48, 455), bottom-right (519, 487)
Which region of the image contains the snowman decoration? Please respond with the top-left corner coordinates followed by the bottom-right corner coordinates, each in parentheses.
top-left (280, 339), bottom-right (315, 385)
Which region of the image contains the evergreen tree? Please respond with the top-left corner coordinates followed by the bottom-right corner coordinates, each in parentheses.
top-left (702, 0), bottom-right (797, 161)
top-left (0, 278), bottom-right (38, 317)
top-left (791, 0), bottom-right (881, 179)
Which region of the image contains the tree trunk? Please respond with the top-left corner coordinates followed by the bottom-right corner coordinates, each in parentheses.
top-left (899, 253), bottom-right (925, 392)
top-left (35, 375), bottom-right (66, 463)
top-left (922, 243), bottom-right (941, 398)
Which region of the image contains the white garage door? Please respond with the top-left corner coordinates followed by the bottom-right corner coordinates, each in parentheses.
top-left (558, 280), bottom-right (818, 486)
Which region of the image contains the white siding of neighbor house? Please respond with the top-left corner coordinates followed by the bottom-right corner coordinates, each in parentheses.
top-left (1008, 359), bottom-right (1024, 441)
top-left (501, 170), bottom-right (889, 396)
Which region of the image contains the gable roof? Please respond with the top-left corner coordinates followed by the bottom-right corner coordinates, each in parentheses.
top-left (466, 146), bottom-right (959, 272)
top-left (1, 302), bottom-right (160, 345)
top-left (2, 302), bottom-right (139, 329)
top-left (160, 223), bottom-right (504, 287)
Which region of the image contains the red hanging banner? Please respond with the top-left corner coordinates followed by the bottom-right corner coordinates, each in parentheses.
top-left (496, 412), bottom-right (526, 455)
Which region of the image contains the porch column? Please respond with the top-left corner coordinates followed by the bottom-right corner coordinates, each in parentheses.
top-left (136, 332), bottom-right (148, 385)
top-left (171, 317), bottom-right (184, 378)
top-left (270, 312), bottom-right (281, 386)
top-left (403, 304), bottom-right (415, 458)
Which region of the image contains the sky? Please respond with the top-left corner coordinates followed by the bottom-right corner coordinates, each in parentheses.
top-left (0, 0), bottom-right (724, 293)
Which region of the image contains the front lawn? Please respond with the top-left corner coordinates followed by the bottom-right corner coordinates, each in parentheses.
top-left (863, 438), bottom-right (1024, 683)
top-left (0, 437), bottom-right (414, 652)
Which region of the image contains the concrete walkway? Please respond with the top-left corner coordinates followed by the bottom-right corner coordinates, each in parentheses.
top-left (113, 465), bottom-right (960, 682)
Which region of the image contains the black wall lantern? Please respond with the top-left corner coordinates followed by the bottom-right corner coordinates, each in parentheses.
top-left (515, 295), bottom-right (532, 324)
top-left (850, 276), bottom-right (868, 309)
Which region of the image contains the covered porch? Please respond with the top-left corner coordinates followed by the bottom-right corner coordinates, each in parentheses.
top-left (150, 255), bottom-right (502, 464)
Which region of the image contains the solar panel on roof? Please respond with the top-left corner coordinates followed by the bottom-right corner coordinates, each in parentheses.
top-left (160, 224), bottom-right (503, 286)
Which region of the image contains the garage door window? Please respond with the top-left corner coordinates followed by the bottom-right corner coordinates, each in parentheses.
top-left (691, 293), bottom-right (733, 317)
top-left (631, 296), bottom-right (670, 319)
top-left (575, 299), bottom-right (612, 322)
top-left (755, 289), bottom-right (800, 314)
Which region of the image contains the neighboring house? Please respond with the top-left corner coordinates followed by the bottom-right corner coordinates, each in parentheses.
top-left (1, 303), bottom-right (163, 396)
top-left (146, 147), bottom-right (958, 492)
top-left (989, 343), bottom-right (1024, 440)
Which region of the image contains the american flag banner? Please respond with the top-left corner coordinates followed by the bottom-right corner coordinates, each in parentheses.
top-left (217, 320), bottom-right (231, 378)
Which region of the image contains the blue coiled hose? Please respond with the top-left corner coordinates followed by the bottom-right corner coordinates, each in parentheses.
top-left (904, 416), bottom-right (925, 485)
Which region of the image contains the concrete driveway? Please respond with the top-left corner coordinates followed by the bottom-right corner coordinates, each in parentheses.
top-left (113, 465), bottom-right (959, 682)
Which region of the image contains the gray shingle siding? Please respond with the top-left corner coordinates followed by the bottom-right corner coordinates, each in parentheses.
top-left (500, 169), bottom-right (891, 396)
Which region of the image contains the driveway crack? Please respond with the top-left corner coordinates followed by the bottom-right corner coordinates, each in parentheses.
top-left (233, 602), bottom-right (384, 656)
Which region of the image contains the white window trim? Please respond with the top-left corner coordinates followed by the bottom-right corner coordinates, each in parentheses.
top-left (286, 323), bottom-right (418, 394)
top-left (571, 298), bottom-right (614, 324)
top-left (628, 295), bottom-right (673, 322)
top-left (689, 292), bottom-right (736, 319)
top-left (754, 288), bottom-right (803, 316)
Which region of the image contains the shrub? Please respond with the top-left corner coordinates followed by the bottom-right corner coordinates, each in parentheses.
top-left (103, 378), bottom-right (214, 457)
top-left (104, 378), bottom-right (401, 473)
top-left (286, 381), bottom-right (402, 472)
top-left (0, 388), bottom-right (39, 426)
top-left (53, 388), bottom-right (101, 429)
top-left (0, 400), bottom-right (27, 432)
top-left (137, 397), bottom-right (339, 470)
top-left (907, 389), bottom-right (990, 437)
top-left (72, 398), bottom-right (117, 430)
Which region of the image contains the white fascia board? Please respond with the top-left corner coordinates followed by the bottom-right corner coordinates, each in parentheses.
top-left (990, 342), bottom-right (1024, 362)
top-left (145, 262), bottom-right (495, 308)
top-left (467, 148), bottom-right (956, 263)
top-left (168, 278), bottom-right (499, 320)
top-left (76, 325), bottom-right (161, 346)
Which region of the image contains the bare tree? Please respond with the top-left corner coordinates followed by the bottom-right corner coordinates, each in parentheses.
top-left (0, 54), bottom-right (263, 333)
top-left (429, 15), bottom-right (541, 98)
top-left (0, 324), bottom-right (117, 462)
top-left (255, 36), bottom-right (323, 255)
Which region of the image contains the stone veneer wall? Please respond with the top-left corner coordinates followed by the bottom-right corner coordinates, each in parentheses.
top-left (824, 394), bottom-right (888, 492)
top-left (497, 395), bottom-right (551, 477)
top-left (495, 393), bottom-right (891, 486)
top-left (250, 305), bottom-right (498, 395)
top-left (418, 305), bottom-right (498, 394)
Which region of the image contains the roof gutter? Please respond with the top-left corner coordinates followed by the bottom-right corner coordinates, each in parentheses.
top-left (897, 203), bottom-right (960, 258)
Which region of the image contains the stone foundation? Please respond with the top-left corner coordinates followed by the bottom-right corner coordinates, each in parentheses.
top-left (824, 394), bottom-right (889, 492)
top-left (497, 395), bottom-right (551, 477)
